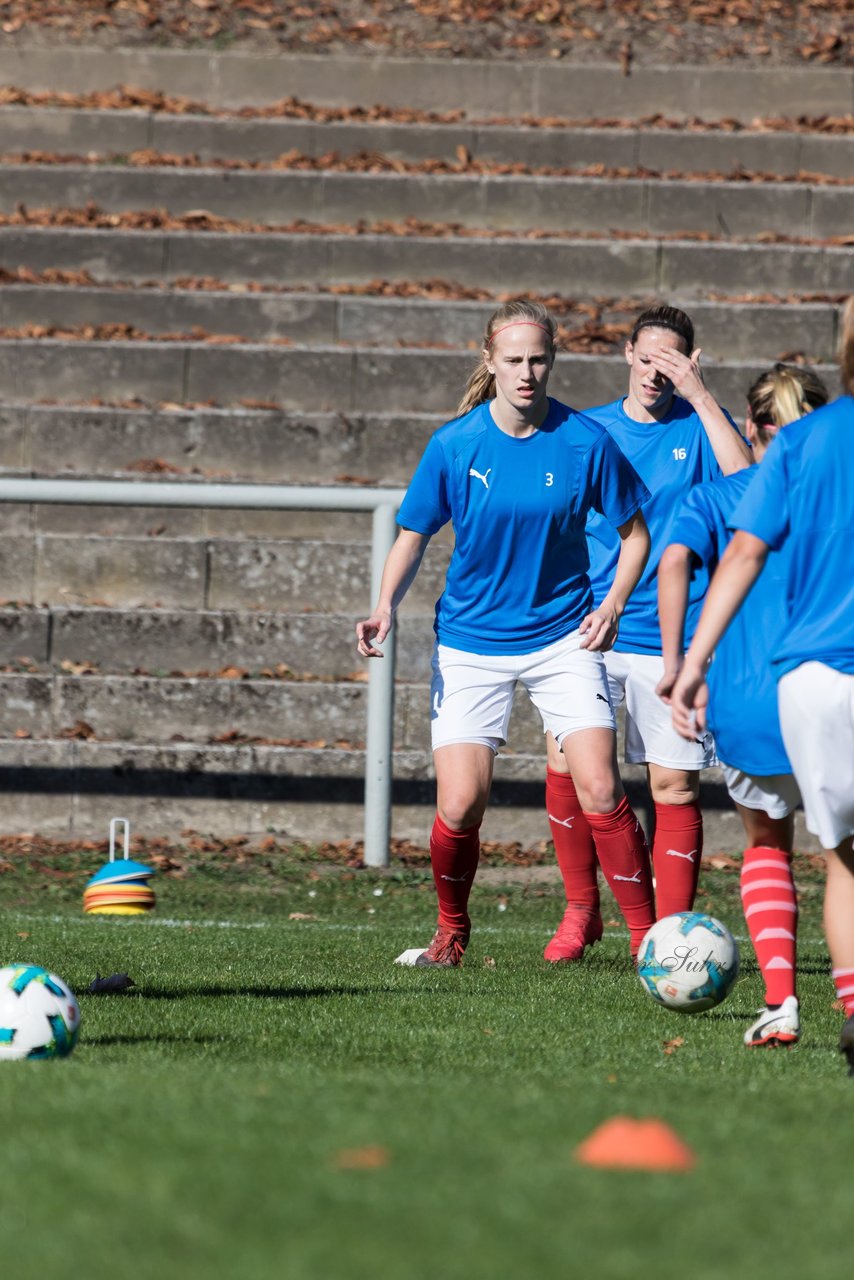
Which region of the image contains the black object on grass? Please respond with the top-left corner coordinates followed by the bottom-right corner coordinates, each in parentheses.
top-left (88, 973), bottom-right (136, 995)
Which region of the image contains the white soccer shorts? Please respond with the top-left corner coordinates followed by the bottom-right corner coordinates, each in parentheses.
top-left (720, 765), bottom-right (801, 820)
top-left (604, 648), bottom-right (716, 770)
top-left (778, 661), bottom-right (854, 850)
top-left (429, 629), bottom-right (616, 753)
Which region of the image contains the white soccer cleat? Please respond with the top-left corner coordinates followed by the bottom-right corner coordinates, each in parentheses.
top-left (744, 994), bottom-right (800, 1047)
top-left (394, 948), bottom-right (428, 966)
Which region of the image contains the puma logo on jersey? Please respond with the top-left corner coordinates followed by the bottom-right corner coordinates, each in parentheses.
top-left (548, 813), bottom-right (575, 829)
top-left (596, 693), bottom-right (609, 704)
top-left (665, 848), bottom-right (697, 862)
top-left (469, 467), bottom-right (491, 489)
top-left (613, 869), bottom-right (643, 883)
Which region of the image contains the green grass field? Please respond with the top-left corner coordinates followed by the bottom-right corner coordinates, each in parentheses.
top-left (0, 844), bottom-right (850, 1280)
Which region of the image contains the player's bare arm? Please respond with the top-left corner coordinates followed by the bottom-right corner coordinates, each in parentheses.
top-left (655, 542), bottom-right (693, 703)
top-left (356, 528), bottom-right (431, 657)
top-left (580, 509), bottom-right (650, 652)
top-left (650, 346), bottom-right (752, 476)
top-left (671, 530), bottom-right (769, 737)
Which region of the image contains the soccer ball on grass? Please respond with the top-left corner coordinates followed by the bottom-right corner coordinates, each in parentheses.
top-left (637, 912), bottom-right (739, 1012)
top-left (0, 965), bottom-right (80, 1060)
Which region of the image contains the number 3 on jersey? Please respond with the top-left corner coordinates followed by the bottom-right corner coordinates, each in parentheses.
top-left (545, 472), bottom-right (554, 486)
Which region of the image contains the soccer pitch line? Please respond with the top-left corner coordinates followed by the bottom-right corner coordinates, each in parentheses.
top-left (13, 912), bottom-right (270, 931)
top-left (5, 912), bottom-right (829, 949)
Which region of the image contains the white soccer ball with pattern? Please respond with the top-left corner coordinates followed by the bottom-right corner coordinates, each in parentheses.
top-left (0, 964), bottom-right (80, 1060)
top-left (637, 912), bottom-right (739, 1012)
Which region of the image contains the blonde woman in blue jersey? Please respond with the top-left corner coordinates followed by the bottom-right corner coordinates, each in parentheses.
top-left (657, 363), bottom-right (828, 1048)
top-left (672, 298), bottom-right (854, 1073)
top-left (543, 304), bottom-right (752, 965)
top-left (356, 300), bottom-right (656, 966)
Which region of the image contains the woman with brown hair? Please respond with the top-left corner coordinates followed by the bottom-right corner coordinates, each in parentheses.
top-left (671, 299), bottom-right (854, 1072)
top-left (356, 300), bottom-right (656, 966)
top-left (543, 304), bottom-right (751, 964)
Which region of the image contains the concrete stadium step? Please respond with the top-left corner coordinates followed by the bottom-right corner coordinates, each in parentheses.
top-left (0, 733), bottom-right (777, 850)
top-left (3, 228), bottom-right (851, 298)
top-left (0, 404), bottom-right (440, 488)
top-left (0, 670), bottom-right (574, 757)
top-left (0, 340), bottom-right (838, 416)
top-left (0, 286), bottom-right (841, 363)
top-left (0, 732), bottom-right (818, 850)
top-left (0, 46), bottom-right (850, 120)
top-left (0, 606), bottom-right (437, 683)
top-left (4, 105), bottom-right (854, 176)
top-left (0, 532), bottom-right (450, 611)
top-left (0, 497), bottom-right (427, 545)
top-left (5, 164), bottom-right (853, 238)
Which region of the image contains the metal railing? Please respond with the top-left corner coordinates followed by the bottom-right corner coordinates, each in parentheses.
top-left (0, 478), bottom-right (406, 867)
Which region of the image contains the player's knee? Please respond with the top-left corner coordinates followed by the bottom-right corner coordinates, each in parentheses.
top-left (650, 769), bottom-right (699, 807)
top-left (437, 794), bottom-right (487, 831)
top-left (744, 814), bottom-right (792, 851)
top-left (574, 771), bottom-right (622, 815)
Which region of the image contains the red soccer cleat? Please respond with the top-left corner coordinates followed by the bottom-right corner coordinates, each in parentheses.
top-left (414, 924), bottom-right (470, 967)
top-left (544, 907), bottom-right (604, 963)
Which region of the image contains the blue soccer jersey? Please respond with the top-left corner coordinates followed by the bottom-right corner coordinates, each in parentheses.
top-left (669, 469), bottom-right (791, 776)
top-left (730, 395), bottom-right (854, 680)
top-left (397, 398), bottom-right (650, 655)
top-left (584, 395), bottom-right (740, 654)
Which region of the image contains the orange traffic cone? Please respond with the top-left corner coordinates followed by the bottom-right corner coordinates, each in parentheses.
top-left (574, 1116), bottom-right (696, 1171)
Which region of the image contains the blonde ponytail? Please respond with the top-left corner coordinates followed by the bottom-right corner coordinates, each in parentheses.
top-left (746, 362), bottom-right (829, 445)
top-left (456, 364), bottom-right (497, 417)
top-left (456, 299), bottom-right (557, 418)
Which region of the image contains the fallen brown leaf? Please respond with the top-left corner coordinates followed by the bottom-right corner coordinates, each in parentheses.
top-left (707, 854), bottom-right (740, 871)
top-left (59, 720), bottom-right (97, 740)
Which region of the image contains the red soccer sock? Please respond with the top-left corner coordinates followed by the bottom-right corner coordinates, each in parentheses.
top-left (584, 796), bottom-right (655, 956)
top-left (546, 768), bottom-right (600, 915)
top-left (740, 846), bottom-right (798, 1006)
top-left (652, 800), bottom-right (703, 918)
top-left (832, 968), bottom-right (854, 1017)
top-left (429, 813), bottom-right (481, 933)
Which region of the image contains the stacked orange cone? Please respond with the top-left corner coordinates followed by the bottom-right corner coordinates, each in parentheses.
top-left (83, 818), bottom-right (156, 916)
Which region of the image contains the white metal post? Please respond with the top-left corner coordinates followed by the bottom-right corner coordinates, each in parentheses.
top-left (363, 502), bottom-right (399, 868)
top-left (0, 478), bottom-right (406, 866)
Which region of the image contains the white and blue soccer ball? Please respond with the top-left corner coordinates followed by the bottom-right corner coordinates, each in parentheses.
top-left (637, 913), bottom-right (739, 1013)
top-left (0, 965), bottom-right (80, 1060)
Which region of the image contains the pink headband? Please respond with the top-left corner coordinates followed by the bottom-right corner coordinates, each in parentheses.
top-left (487, 321), bottom-right (553, 347)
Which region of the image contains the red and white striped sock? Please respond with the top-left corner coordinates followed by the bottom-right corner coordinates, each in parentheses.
top-left (429, 813), bottom-right (480, 934)
top-left (585, 796), bottom-right (655, 956)
top-left (545, 769), bottom-right (600, 915)
top-left (652, 800), bottom-right (703, 918)
top-left (740, 846), bottom-right (798, 1006)
top-left (832, 967), bottom-right (854, 1017)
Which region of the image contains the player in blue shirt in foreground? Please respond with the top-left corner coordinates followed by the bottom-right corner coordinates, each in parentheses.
top-left (671, 298), bottom-right (854, 1073)
top-left (657, 363), bottom-right (829, 1049)
top-left (356, 300), bottom-right (656, 966)
top-left (542, 305), bottom-right (751, 964)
